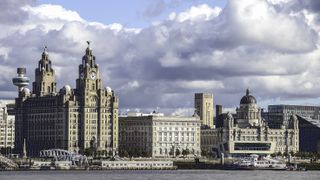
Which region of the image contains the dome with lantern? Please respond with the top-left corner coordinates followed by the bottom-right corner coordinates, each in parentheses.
top-left (240, 88), bottom-right (257, 105)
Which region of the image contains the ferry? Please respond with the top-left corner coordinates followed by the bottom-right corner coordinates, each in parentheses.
top-left (230, 154), bottom-right (287, 170)
top-left (30, 161), bottom-right (52, 170)
top-left (54, 161), bottom-right (71, 170)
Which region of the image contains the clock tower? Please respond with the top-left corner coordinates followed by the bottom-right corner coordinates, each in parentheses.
top-left (76, 42), bottom-right (119, 154)
top-left (32, 46), bottom-right (57, 96)
top-left (76, 41), bottom-right (102, 97)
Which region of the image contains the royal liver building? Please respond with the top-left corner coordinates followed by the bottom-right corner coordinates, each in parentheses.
top-left (13, 43), bottom-right (119, 156)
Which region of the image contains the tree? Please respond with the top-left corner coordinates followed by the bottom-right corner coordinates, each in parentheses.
top-left (84, 148), bottom-right (93, 157)
top-left (141, 151), bottom-right (148, 157)
top-left (175, 149), bottom-right (181, 157)
top-left (169, 147), bottom-right (174, 157)
top-left (0, 148), bottom-right (5, 155)
top-left (135, 148), bottom-right (142, 157)
top-left (276, 152), bottom-right (282, 157)
top-left (108, 150), bottom-right (113, 157)
top-left (123, 150), bottom-right (129, 157)
top-left (201, 149), bottom-right (208, 157)
top-left (290, 151), bottom-right (295, 156)
top-left (128, 148), bottom-right (134, 157)
top-left (208, 151), bottom-right (216, 158)
top-left (182, 149), bottom-right (190, 157)
top-left (271, 153), bottom-right (277, 158)
top-left (96, 150), bottom-right (101, 157)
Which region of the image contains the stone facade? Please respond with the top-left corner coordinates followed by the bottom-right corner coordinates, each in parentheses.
top-left (119, 113), bottom-right (201, 158)
top-left (0, 100), bottom-right (15, 151)
top-left (13, 44), bottom-right (119, 157)
top-left (195, 93), bottom-right (214, 128)
top-left (207, 89), bottom-right (299, 156)
top-left (200, 128), bottom-right (218, 156)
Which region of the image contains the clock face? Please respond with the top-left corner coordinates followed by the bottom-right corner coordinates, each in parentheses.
top-left (90, 72), bottom-right (96, 80)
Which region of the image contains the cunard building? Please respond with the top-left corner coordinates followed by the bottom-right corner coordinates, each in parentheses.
top-left (12, 43), bottom-right (119, 157)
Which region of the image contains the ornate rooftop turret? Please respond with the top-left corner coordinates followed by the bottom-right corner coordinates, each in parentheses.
top-left (32, 46), bottom-right (57, 96)
top-left (82, 41), bottom-right (96, 68)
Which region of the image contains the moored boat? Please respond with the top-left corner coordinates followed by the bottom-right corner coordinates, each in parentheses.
top-left (230, 154), bottom-right (287, 170)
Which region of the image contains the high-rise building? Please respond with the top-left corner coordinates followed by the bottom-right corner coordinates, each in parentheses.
top-left (297, 116), bottom-right (320, 153)
top-left (12, 43), bottom-right (119, 157)
top-left (215, 105), bottom-right (222, 117)
top-left (0, 100), bottom-right (15, 152)
top-left (265, 105), bottom-right (320, 128)
top-left (194, 93), bottom-right (214, 128)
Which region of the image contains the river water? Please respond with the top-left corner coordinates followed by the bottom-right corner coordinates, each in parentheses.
top-left (0, 170), bottom-right (319, 180)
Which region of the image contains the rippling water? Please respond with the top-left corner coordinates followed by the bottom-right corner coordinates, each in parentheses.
top-left (0, 170), bottom-right (319, 180)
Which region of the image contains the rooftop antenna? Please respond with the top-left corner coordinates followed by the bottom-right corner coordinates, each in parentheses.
top-left (86, 41), bottom-right (91, 48)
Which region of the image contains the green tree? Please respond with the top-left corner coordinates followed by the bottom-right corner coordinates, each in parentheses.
top-left (201, 149), bottom-right (208, 157)
top-left (294, 151), bottom-right (301, 157)
top-left (123, 150), bottom-right (129, 157)
top-left (175, 149), bottom-right (181, 157)
top-left (84, 148), bottom-right (93, 157)
top-left (135, 148), bottom-right (142, 157)
top-left (108, 150), bottom-right (113, 157)
top-left (128, 148), bottom-right (134, 157)
top-left (182, 149), bottom-right (190, 157)
top-left (276, 151), bottom-right (282, 157)
top-left (169, 147), bottom-right (174, 157)
top-left (208, 151), bottom-right (216, 158)
top-left (141, 151), bottom-right (148, 157)
top-left (96, 151), bottom-right (102, 157)
top-left (290, 151), bottom-right (295, 156)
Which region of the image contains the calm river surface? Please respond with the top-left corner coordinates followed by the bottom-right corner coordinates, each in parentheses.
top-left (0, 170), bottom-right (319, 180)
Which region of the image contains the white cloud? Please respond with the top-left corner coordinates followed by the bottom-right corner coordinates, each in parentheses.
top-left (169, 4), bottom-right (222, 22)
top-left (23, 4), bottom-right (83, 22)
top-left (225, 0), bottom-right (316, 53)
top-left (1, 0), bottom-right (320, 115)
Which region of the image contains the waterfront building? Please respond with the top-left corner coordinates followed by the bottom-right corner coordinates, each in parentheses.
top-left (200, 128), bottom-right (218, 156)
top-left (215, 105), bottom-right (224, 128)
top-left (119, 112), bottom-right (201, 158)
top-left (265, 105), bottom-right (320, 128)
top-left (195, 93), bottom-right (214, 128)
top-left (297, 116), bottom-right (320, 153)
top-left (211, 89), bottom-right (299, 156)
top-left (12, 43), bottom-right (119, 157)
top-left (0, 100), bottom-right (15, 152)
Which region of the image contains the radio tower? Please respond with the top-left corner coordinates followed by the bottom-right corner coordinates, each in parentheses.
top-left (12, 68), bottom-right (30, 91)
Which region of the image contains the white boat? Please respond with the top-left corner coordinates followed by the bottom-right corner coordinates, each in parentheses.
top-left (232, 154), bottom-right (287, 170)
top-left (30, 161), bottom-right (52, 170)
top-left (54, 161), bottom-right (71, 170)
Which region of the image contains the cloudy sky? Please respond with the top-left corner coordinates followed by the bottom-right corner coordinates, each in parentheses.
top-left (2, 0), bottom-right (320, 115)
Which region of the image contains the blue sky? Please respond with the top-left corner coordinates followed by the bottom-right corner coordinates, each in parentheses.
top-left (38, 0), bottom-right (227, 27)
